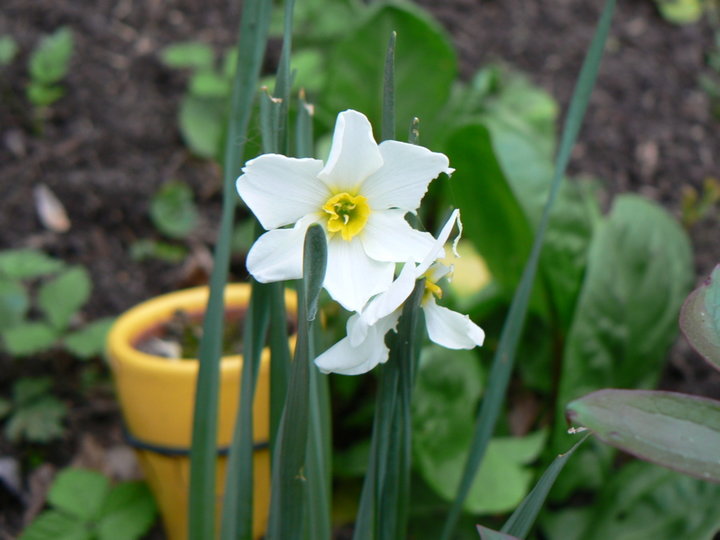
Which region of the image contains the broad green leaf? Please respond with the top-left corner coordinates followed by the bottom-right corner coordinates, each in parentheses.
top-left (322, 3), bottom-right (456, 139)
top-left (189, 70), bottom-right (230, 98)
top-left (567, 389), bottom-right (720, 482)
top-left (555, 195), bottom-right (693, 452)
top-left (19, 510), bottom-right (91, 540)
top-left (150, 181), bottom-right (199, 239)
top-left (48, 469), bottom-right (109, 521)
top-left (539, 180), bottom-right (601, 331)
top-left (63, 317), bottom-right (115, 359)
top-left (413, 345), bottom-right (545, 514)
top-left (28, 26), bottom-right (73, 85)
top-left (160, 41), bottom-right (214, 69)
top-left (0, 249), bottom-right (64, 279)
top-left (6, 390), bottom-right (66, 443)
top-left (270, 0), bottom-right (360, 42)
top-left (680, 264), bottom-right (720, 370)
top-left (26, 82), bottom-right (65, 106)
top-left (179, 94), bottom-right (226, 159)
top-left (97, 481), bottom-right (157, 540)
top-left (0, 35), bottom-right (18, 66)
top-left (38, 266), bottom-right (92, 331)
top-left (543, 461), bottom-right (720, 540)
top-left (2, 322), bottom-right (58, 355)
top-left (444, 124), bottom-right (533, 291)
top-left (0, 278), bottom-right (29, 328)
top-left (655, 0), bottom-right (703, 24)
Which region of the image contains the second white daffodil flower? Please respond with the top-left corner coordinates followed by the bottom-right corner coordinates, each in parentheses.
top-left (236, 109), bottom-right (452, 312)
top-left (315, 210), bottom-right (485, 375)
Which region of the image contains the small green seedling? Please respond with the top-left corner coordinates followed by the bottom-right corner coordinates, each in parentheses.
top-left (19, 468), bottom-right (157, 540)
top-left (0, 377), bottom-right (66, 443)
top-left (0, 249), bottom-right (114, 358)
top-left (653, 0), bottom-right (704, 24)
top-left (160, 41), bottom-right (234, 159)
top-left (129, 181), bottom-right (199, 262)
top-left (680, 177), bottom-right (720, 227)
top-left (26, 26), bottom-right (74, 108)
top-left (0, 35), bottom-right (18, 67)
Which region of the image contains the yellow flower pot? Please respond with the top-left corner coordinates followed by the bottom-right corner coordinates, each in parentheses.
top-left (107, 284), bottom-right (294, 540)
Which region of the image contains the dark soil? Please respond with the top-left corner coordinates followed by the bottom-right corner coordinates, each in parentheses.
top-left (1, 0), bottom-right (720, 537)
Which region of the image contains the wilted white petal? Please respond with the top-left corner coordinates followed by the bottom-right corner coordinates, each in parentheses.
top-left (361, 140), bottom-right (452, 212)
top-left (325, 237), bottom-right (394, 312)
top-left (236, 154), bottom-right (327, 230)
top-left (361, 210), bottom-right (438, 264)
top-left (245, 216), bottom-right (317, 282)
top-left (360, 261), bottom-right (416, 329)
top-left (423, 297), bottom-right (485, 350)
top-left (316, 313), bottom-right (398, 375)
top-left (318, 110), bottom-right (383, 192)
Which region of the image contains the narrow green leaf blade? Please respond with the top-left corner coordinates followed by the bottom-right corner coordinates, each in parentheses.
top-left (188, 0), bottom-right (272, 537)
top-left (567, 389), bottom-right (720, 482)
top-left (441, 2), bottom-right (616, 537)
top-left (501, 436), bottom-right (587, 538)
top-left (476, 526), bottom-right (519, 540)
top-left (680, 264), bottom-right (720, 371)
top-left (266, 225), bottom-right (327, 540)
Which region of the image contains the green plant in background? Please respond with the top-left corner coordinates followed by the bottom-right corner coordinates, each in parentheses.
top-left (130, 180), bottom-right (199, 263)
top-left (0, 249), bottom-right (113, 358)
top-left (0, 377), bottom-right (66, 443)
top-left (139, 0), bottom-right (719, 538)
top-left (654, 0), bottom-right (705, 24)
top-left (0, 34), bottom-right (18, 67)
top-left (160, 42), bottom-right (237, 160)
top-left (26, 26), bottom-right (73, 108)
top-left (20, 468), bottom-right (157, 540)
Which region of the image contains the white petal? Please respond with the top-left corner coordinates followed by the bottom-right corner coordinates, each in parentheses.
top-left (245, 216), bottom-right (317, 282)
top-left (324, 237), bottom-right (394, 312)
top-left (318, 110), bottom-right (383, 192)
top-left (417, 209), bottom-right (461, 276)
top-left (360, 261), bottom-right (416, 329)
top-left (315, 313), bottom-right (398, 375)
top-left (423, 297), bottom-right (485, 350)
top-left (361, 140), bottom-right (452, 212)
top-left (361, 210), bottom-right (439, 264)
top-left (236, 154), bottom-right (328, 230)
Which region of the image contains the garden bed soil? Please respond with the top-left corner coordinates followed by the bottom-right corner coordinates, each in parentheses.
top-left (1, 0), bottom-right (720, 537)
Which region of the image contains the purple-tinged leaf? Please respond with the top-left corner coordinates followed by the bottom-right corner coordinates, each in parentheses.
top-left (680, 264), bottom-right (720, 371)
top-left (476, 525), bottom-right (519, 540)
top-left (567, 389), bottom-right (720, 482)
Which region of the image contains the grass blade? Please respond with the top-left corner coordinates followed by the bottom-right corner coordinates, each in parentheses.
top-left (220, 275), bottom-right (271, 540)
top-left (266, 224), bottom-right (327, 540)
top-left (381, 31), bottom-right (396, 142)
top-left (188, 0), bottom-right (272, 538)
top-left (378, 281), bottom-right (424, 540)
top-left (500, 435), bottom-right (588, 538)
top-left (440, 2), bottom-right (616, 538)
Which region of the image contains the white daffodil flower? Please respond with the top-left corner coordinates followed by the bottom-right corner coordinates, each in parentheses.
top-left (236, 109), bottom-right (452, 312)
top-left (315, 210), bottom-right (485, 376)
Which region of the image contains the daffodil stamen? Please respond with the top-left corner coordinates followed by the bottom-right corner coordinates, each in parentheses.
top-left (322, 192), bottom-right (370, 241)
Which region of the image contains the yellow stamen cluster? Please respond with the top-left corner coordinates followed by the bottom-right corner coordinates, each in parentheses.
top-left (422, 279), bottom-right (443, 305)
top-left (322, 192), bottom-right (370, 241)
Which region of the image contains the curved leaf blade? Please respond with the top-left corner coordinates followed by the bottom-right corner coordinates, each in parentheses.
top-left (567, 389), bottom-right (720, 482)
top-left (680, 264), bottom-right (720, 371)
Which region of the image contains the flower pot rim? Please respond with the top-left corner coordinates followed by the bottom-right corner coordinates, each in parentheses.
top-left (107, 283), bottom-right (296, 373)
